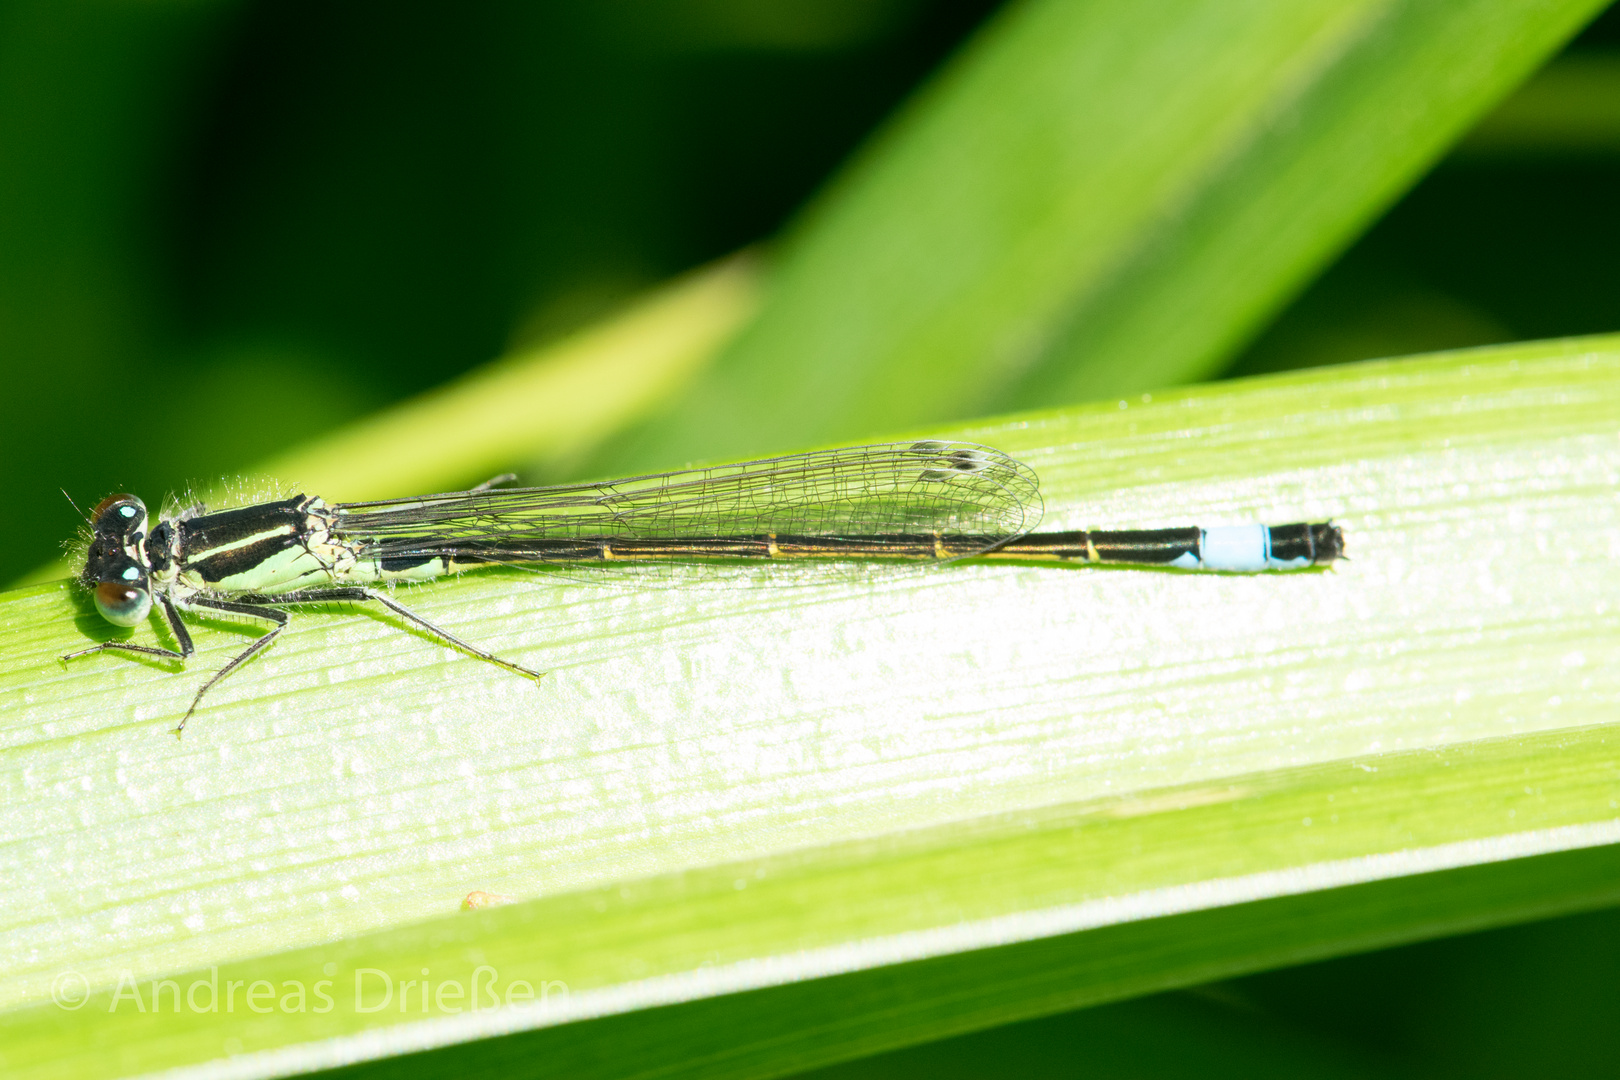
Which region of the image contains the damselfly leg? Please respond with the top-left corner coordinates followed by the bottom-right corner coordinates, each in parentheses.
top-left (62, 593), bottom-right (196, 666)
top-left (201, 588), bottom-right (545, 733)
top-left (66, 587), bottom-right (544, 734)
top-left (251, 587), bottom-right (547, 687)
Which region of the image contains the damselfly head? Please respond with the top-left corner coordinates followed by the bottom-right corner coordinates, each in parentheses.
top-left (80, 493), bottom-right (154, 626)
top-left (90, 493), bottom-right (147, 538)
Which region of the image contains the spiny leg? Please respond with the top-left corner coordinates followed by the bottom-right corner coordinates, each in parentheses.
top-left (62, 593), bottom-right (197, 664)
top-left (262, 586), bottom-right (545, 682)
top-left (173, 596), bottom-right (290, 734)
top-left (62, 639), bottom-right (187, 663)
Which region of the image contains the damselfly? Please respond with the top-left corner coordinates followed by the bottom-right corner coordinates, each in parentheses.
top-left (68, 441), bottom-right (1342, 731)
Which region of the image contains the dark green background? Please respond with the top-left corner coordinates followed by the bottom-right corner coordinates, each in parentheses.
top-left (3, 2), bottom-right (1620, 573)
top-left (8, 1), bottom-right (1620, 577)
top-left (4, 0), bottom-right (999, 571)
top-left (5, 3), bottom-right (1620, 1074)
top-left (801, 904), bottom-right (1620, 1080)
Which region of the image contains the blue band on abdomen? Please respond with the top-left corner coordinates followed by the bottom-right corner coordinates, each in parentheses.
top-left (1200, 524), bottom-right (1268, 572)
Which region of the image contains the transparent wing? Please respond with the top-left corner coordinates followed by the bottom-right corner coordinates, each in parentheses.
top-left (331, 441), bottom-right (1042, 565)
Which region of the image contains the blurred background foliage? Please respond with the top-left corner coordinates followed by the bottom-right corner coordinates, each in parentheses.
top-left (5, 1), bottom-right (1620, 1075)
top-left (4, 0), bottom-right (1006, 570)
top-left (10, 0), bottom-right (1620, 573)
top-left (801, 903), bottom-right (1620, 1080)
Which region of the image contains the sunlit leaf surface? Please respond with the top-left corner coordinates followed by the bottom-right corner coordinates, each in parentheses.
top-left (2, 338), bottom-right (1617, 1078)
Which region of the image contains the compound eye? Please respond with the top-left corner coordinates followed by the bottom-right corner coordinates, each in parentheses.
top-left (95, 579), bottom-right (152, 627)
top-left (91, 493), bottom-right (146, 535)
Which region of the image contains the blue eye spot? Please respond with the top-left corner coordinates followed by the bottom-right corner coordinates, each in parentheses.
top-left (119, 506), bottom-right (136, 517)
top-left (122, 566), bottom-right (140, 581)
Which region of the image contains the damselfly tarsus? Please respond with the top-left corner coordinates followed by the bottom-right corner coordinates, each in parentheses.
top-left (68, 441), bottom-right (1343, 732)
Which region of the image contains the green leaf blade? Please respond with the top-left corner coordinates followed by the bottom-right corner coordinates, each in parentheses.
top-left (3, 336), bottom-right (1619, 1077)
top-left (609, 0), bottom-right (1608, 475)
